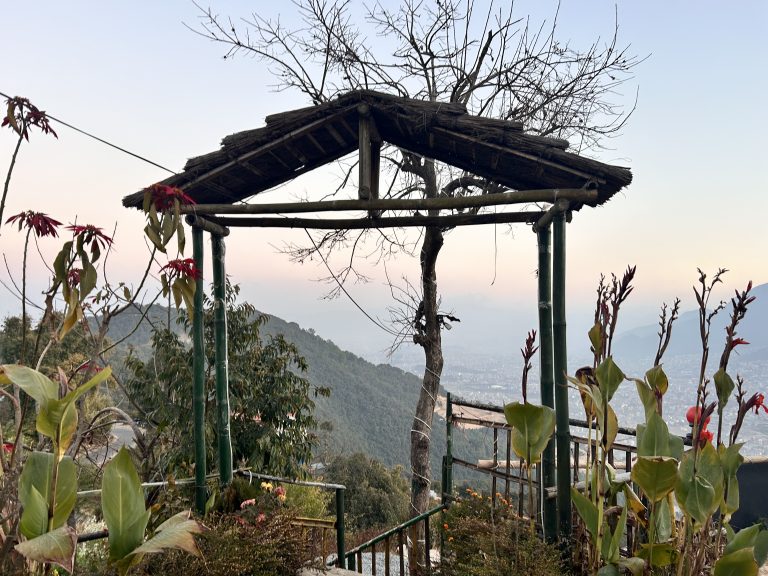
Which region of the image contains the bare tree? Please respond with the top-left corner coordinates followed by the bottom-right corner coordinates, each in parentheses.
top-left (191, 0), bottom-right (641, 525)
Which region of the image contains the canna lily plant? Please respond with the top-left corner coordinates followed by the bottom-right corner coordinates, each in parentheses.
top-left (568, 270), bottom-right (768, 576)
top-left (0, 364), bottom-right (204, 574)
top-left (503, 330), bottom-right (555, 532)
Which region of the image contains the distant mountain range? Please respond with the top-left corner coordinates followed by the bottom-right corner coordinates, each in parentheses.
top-left (613, 282), bottom-right (768, 364)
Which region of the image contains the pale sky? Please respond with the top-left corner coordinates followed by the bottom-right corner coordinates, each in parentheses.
top-left (1, 1), bottom-right (766, 360)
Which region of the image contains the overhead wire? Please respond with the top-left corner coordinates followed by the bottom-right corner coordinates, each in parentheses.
top-left (0, 90), bottom-right (177, 175)
top-left (0, 89), bottom-right (403, 339)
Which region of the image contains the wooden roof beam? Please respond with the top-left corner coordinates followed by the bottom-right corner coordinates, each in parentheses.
top-left (208, 210), bottom-right (544, 229)
top-left (179, 187), bottom-right (596, 216)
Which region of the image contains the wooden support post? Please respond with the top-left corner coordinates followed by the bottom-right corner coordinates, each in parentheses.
top-left (358, 104), bottom-right (373, 200)
top-left (537, 224), bottom-right (557, 541)
top-left (553, 212), bottom-right (572, 539)
top-left (211, 234), bottom-right (233, 486)
top-left (192, 227), bottom-right (207, 514)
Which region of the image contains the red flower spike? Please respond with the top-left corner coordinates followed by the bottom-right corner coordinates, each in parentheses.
top-left (6, 211), bottom-right (61, 237)
top-left (729, 338), bottom-right (750, 351)
top-left (160, 258), bottom-right (201, 280)
top-left (748, 393), bottom-right (768, 415)
top-left (66, 224), bottom-right (113, 250)
top-left (145, 184), bottom-right (196, 211)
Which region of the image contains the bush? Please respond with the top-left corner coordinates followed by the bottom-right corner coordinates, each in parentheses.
top-left (140, 510), bottom-right (315, 576)
top-left (440, 492), bottom-right (565, 576)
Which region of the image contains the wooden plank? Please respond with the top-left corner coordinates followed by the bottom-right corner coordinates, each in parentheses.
top-left (179, 188), bottom-right (595, 215)
top-left (209, 210), bottom-right (544, 229)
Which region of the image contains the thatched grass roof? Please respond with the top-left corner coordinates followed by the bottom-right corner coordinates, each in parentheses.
top-left (122, 89), bottom-right (631, 209)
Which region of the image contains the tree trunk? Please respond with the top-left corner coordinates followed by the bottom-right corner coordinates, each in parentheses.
top-left (409, 158), bottom-right (444, 572)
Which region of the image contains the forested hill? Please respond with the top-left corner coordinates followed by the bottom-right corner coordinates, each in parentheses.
top-left (105, 305), bottom-right (479, 472)
top-left (258, 313), bottom-right (462, 470)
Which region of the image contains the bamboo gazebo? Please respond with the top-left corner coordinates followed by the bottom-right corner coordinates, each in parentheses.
top-left (123, 89), bottom-right (632, 544)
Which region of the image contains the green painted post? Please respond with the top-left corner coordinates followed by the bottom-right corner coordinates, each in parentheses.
top-left (537, 224), bottom-right (557, 541)
top-left (336, 488), bottom-right (346, 569)
top-left (553, 213), bottom-right (571, 539)
top-left (445, 392), bottom-right (453, 502)
top-left (211, 234), bottom-right (233, 485)
top-left (192, 227), bottom-right (207, 514)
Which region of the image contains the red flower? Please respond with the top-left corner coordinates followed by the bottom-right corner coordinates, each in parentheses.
top-left (729, 338), bottom-right (750, 351)
top-left (3, 97), bottom-right (57, 141)
top-left (6, 211), bottom-right (61, 237)
top-left (686, 406), bottom-right (711, 428)
top-left (699, 428), bottom-right (713, 445)
top-left (67, 269), bottom-right (82, 287)
top-left (747, 393), bottom-right (768, 415)
top-left (144, 184), bottom-right (196, 211)
top-left (66, 224), bottom-right (113, 255)
top-left (160, 258), bottom-right (201, 280)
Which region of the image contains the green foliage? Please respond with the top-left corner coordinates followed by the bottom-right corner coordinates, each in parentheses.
top-left (140, 511), bottom-right (313, 576)
top-left (323, 453), bottom-right (409, 531)
top-left (569, 272), bottom-right (763, 576)
top-left (102, 447), bottom-right (203, 575)
top-left (124, 282), bottom-right (323, 478)
top-left (441, 495), bottom-right (565, 576)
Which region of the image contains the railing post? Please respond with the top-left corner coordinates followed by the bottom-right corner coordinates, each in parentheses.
top-left (445, 392), bottom-right (453, 502)
top-left (553, 212), bottom-right (571, 539)
top-left (211, 234), bottom-right (233, 486)
top-left (191, 227), bottom-right (207, 514)
top-left (536, 224), bottom-right (557, 541)
top-left (336, 488), bottom-right (346, 569)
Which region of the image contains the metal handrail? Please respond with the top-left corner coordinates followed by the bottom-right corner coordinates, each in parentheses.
top-left (335, 503), bottom-right (447, 575)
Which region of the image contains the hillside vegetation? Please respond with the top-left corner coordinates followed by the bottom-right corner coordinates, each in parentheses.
top-left (104, 305), bottom-right (487, 475)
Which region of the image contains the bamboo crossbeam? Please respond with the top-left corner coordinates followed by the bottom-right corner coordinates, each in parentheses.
top-left (180, 188), bottom-right (595, 216)
top-left (185, 215), bottom-right (230, 236)
top-left (208, 211), bottom-right (544, 229)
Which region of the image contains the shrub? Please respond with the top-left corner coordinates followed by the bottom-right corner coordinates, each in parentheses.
top-left (440, 493), bottom-right (565, 576)
top-left (140, 511), bottom-right (314, 576)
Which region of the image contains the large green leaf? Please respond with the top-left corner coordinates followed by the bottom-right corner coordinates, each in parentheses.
top-left (633, 378), bottom-right (657, 421)
top-left (725, 523), bottom-right (760, 555)
top-left (595, 356), bottom-right (624, 402)
top-left (14, 526), bottom-right (77, 573)
top-left (504, 402), bottom-right (555, 464)
top-left (19, 485), bottom-right (48, 540)
top-left (571, 487), bottom-right (599, 539)
top-left (631, 456), bottom-right (678, 502)
top-left (0, 365), bottom-right (57, 406)
top-left (637, 542), bottom-right (677, 567)
top-left (714, 548), bottom-right (758, 576)
top-left (588, 323), bottom-right (603, 358)
top-left (602, 503), bottom-right (627, 564)
top-left (714, 368), bottom-right (736, 412)
top-left (654, 496), bottom-right (673, 543)
top-left (754, 530), bottom-right (768, 566)
top-left (19, 453), bottom-right (78, 536)
top-left (676, 444), bottom-right (723, 524)
top-left (129, 511), bottom-right (204, 559)
top-left (720, 443), bottom-right (744, 518)
top-left (102, 447), bottom-right (149, 562)
top-left (597, 404), bottom-right (619, 451)
top-left (645, 365), bottom-right (668, 395)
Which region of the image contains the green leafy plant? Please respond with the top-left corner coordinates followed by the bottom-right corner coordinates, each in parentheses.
top-left (568, 269), bottom-right (765, 576)
top-left (101, 448), bottom-right (204, 575)
top-left (441, 493), bottom-right (564, 576)
top-left (0, 365), bottom-right (204, 574)
top-left (503, 330), bottom-right (555, 532)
